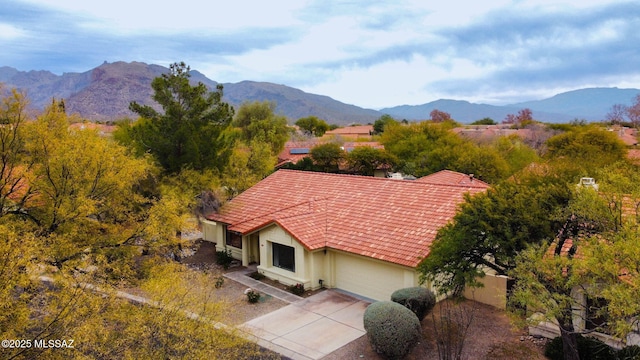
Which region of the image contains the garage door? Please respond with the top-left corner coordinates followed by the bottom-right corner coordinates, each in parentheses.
top-left (334, 252), bottom-right (406, 301)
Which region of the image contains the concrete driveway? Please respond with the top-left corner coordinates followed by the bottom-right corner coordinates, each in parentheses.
top-left (241, 290), bottom-right (370, 360)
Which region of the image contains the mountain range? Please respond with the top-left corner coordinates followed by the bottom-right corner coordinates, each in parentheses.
top-left (1, 61), bottom-right (638, 124)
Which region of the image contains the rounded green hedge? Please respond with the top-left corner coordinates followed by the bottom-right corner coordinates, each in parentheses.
top-left (363, 301), bottom-right (421, 360)
top-left (391, 287), bottom-right (436, 321)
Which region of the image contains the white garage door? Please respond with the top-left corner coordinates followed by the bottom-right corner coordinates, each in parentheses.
top-left (334, 252), bottom-right (407, 301)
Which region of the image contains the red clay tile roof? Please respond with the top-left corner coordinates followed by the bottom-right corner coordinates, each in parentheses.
top-left (415, 170), bottom-right (490, 188)
top-left (276, 140), bottom-right (385, 168)
top-left (324, 125), bottom-right (374, 139)
top-left (208, 169), bottom-right (488, 267)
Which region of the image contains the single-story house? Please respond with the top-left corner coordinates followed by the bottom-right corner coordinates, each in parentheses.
top-left (202, 169), bottom-right (494, 303)
top-left (323, 125), bottom-right (374, 140)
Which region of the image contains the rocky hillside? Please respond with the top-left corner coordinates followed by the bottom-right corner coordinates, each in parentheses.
top-left (3, 61), bottom-right (638, 124)
top-left (0, 62), bottom-right (381, 124)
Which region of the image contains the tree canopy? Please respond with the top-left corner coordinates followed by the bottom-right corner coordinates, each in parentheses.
top-left (373, 114), bottom-right (398, 134)
top-left (295, 116), bottom-right (330, 137)
top-left (346, 146), bottom-right (397, 176)
top-left (380, 121), bottom-right (515, 183)
top-left (511, 163), bottom-right (640, 359)
top-left (232, 101), bottom-right (291, 155)
top-left (418, 167), bottom-right (573, 294)
top-left (127, 62), bottom-right (235, 174)
top-left (0, 89), bottom-right (271, 359)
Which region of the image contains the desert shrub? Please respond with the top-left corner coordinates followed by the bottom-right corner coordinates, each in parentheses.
top-left (215, 249), bottom-right (233, 269)
top-left (288, 283), bottom-right (305, 296)
top-left (391, 287), bottom-right (436, 321)
top-left (244, 288), bottom-right (260, 303)
top-left (431, 299), bottom-right (476, 360)
top-left (544, 335), bottom-right (615, 360)
top-left (363, 301), bottom-right (421, 359)
top-left (214, 276), bottom-right (224, 288)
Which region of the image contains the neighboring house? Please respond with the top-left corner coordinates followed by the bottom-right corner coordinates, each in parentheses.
top-left (609, 125), bottom-right (638, 146)
top-left (323, 125), bottom-right (374, 140)
top-left (276, 140), bottom-right (385, 170)
top-left (276, 140), bottom-right (320, 168)
top-left (415, 169), bottom-right (489, 187)
top-left (68, 122), bottom-right (117, 136)
top-left (202, 169), bottom-right (495, 303)
top-left (451, 124), bottom-right (533, 143)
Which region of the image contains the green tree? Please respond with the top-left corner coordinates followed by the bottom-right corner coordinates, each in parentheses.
top-left (470, 117), bottom-right (496, 125)
top-left (346, 146), bottom-right (397, 176)
top-left (508, 162), bottom-right (640, 360)
top-left (381, 121), bottom-right (509, 181)
top-left (373, 114), bottom-right (398, 134)
top-left (295, 116), bottom-right (330, 137)
top-left (222, 140), bottom-right (276, 196)
top-left (21, 102), bottom-right (190, 281)
top-left (491, 135), bottom-right (539, 177)
top-left (545, 126), bottom-right (628, 172)
top-left (128, 62), bottom-right (235, 174)
top-left (418, 167), bottom-right (573, 294)
top-left (310, 142), bottom-right (344, 172)
top-left (233, 101), bottom-right (291, 155)
top-left (453, 145), bottom-right (510, 184)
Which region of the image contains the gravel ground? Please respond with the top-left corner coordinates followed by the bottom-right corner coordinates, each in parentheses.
top-left (181, 240), bottom-right (547, 359)
top-left (179, 240), bottom-right (288, 325)
top-left (324, 299), bottom-right (547, 360)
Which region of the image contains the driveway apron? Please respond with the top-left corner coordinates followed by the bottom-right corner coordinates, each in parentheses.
top-left (241, 290), bottom-right (369, 360)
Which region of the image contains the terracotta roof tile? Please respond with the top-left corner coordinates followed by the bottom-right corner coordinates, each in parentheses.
top-left (415, 169), bottom-right (490, 188)
top-left (208, 169), bottom-right (487, 268)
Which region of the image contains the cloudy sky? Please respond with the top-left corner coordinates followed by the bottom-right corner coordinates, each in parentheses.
top-left (2, 0), bottom-right (639, 109)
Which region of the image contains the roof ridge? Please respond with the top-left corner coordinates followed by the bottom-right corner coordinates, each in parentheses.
top-left (277, 169), bottom-right (489, 188)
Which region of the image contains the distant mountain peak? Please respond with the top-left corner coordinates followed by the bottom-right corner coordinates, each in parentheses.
top-left (1, 62), bottom-right (638, 124)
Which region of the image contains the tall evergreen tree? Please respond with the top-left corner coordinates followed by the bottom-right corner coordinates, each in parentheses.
top-left (129, 62), bottom-right (235, 174)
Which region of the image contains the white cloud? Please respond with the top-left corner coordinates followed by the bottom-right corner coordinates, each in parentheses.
top-left (0, 23), bottom-right (27, 40)
top-left (7, 0), bottom-right (638, 108)
top-left (17, 0), bottom-right (308, 33)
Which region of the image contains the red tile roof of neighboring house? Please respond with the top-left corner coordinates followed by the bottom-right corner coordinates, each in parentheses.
top-left (208, 169), bottom-right (488, 267)
top-left (276, 140), bottom-right (385, 168)
top-left (68, 122), bottom-right (116, 136)
top-left (452, 125), bottom-right (533, 142)
top-left (324, 125), bottom-right (374, 138)
top-left (415, 169), bottom-right (490, 188)
top-left (277, 140), bottom-right (320, 166)
top-left (628, 149), bottom-right (640, 164)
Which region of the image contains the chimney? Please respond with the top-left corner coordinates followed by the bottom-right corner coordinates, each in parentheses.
top-left (469, 174), bottom-right (474, 182)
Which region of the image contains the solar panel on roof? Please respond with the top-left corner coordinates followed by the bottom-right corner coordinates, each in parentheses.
top-left (289, 148), bottom-right (310, 154)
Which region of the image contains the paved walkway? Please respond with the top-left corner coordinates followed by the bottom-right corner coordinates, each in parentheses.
top-left (223, 267), bottom-right (303, 303)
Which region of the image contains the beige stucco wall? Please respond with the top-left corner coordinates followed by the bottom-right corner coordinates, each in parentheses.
top-left (200, 220), bottom-right (244, 261)
top-left (200, 219), bottom-right (222, 243)
top-left (462, 273), bottom-right (508, 309)
top-left (256, 224), bottom-right (311, 287)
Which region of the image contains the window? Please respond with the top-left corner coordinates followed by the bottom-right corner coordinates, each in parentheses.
top-left (226, 229), bottom-right (242, 248)
top-left (272, 243), bottom-right (295, 272)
